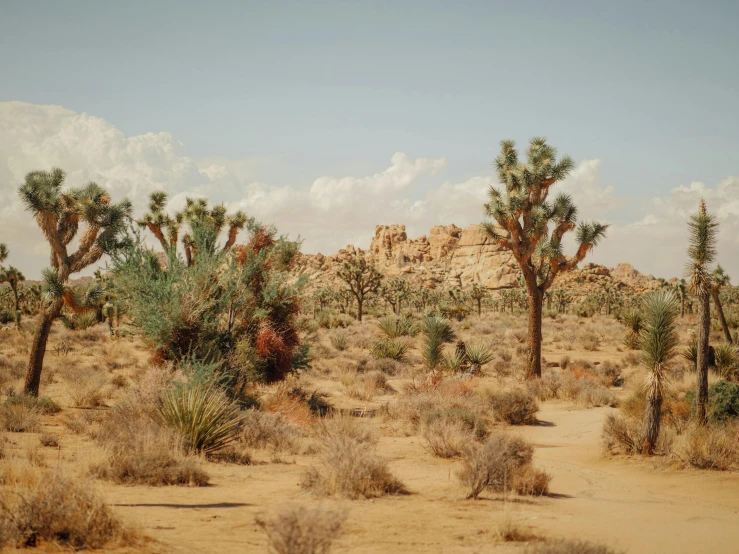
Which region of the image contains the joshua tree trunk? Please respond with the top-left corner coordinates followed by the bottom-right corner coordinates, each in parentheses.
top-left (12, 286), bottom-right (20, 329)
top-left (711, 289), bottom-right (733, 344)
top-left (696, 292), bottom-right (711, 425)
top-left (642, 392), bottom-right (663, 455)
top-left (526, 286), bottom-right (543, 379)
top-left (24, 300), bottom-right (62, 396)
top-left (356, 296), bottom-right (364, 323)
top-left (476, 299), bottom-right (482, 316)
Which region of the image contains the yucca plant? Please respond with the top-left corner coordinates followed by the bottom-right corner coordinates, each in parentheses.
top-left (685, 199), bottom-right (718, 424)
top-left (420, 316), bottom-right (455, 371)
top-left (370, 338), bottom-right (409, 361)
top-left (156, 384), bottom-right (243, 455)
top-left (640, 290), bottom-right (680, 455)
top-left (375, 315), bottom-right (417, 338)
top-left (714, 342), bottom-right (738, 379)
top-left (622, 309), bottom-right (644, 350)
top-left (465, 341), bottom-right (495, 374)
top-left (442, 349), bottom-right (466, 372)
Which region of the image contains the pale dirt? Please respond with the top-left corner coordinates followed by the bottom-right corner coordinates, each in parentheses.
top-left (89, 404), bottom-right (739, 554)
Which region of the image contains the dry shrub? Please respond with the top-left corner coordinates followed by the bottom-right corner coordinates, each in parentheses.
top-left (39, 433), bottom-right (60, 448)
top-left (579, 331), bottom-right (600, 351)
top-left (673, 423), bottom-right (739, 471)
top-left (111, 374), bottom-right (128, 389)
top-left (529, 539), bottom-right (621, 554)
top-left (481, 388), bottom-right (539, 425)
top-left (302, 434), bottom-right (406, 499)
top-left (0, 470), bottom-right (137, 550)
top-left (263, 383), bottom-right (320, 425)
top-left (0, 403), bottom-right (41, 433)
top-left (559, 355), bottom-right (571, 369)
top-left (458, 432), bottom-right (534, 499)
top-left (346, 370), bottom-right (394, 401)
top-left (61, 367), bottom-right (108, 407)
top-left (317, 413), bottom-right (377, 446)
top-left (576, 384), bottom-right (617, 408)
top-left (256, 504), bottom-right (347, 554)
top-left (61, 413), bottom-right (89, 435)
top-left (601, 413), bottom-right (643, 455)
top-left (422, 419), bottom-right (473, 459)
top-left (388, 391), bottom-right (488, 438)
top-left (620, 387), bottom-right (691, 432)
top-left (240, 409), bottom-right (306, 454)
top-left (513, 466), bottom-right (552, 496)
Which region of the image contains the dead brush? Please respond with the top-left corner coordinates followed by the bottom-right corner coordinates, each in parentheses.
top-left (301, 434), bottom-right (406, 499)
top-left (481, 388), bottom-right (539, 425)
top-left (0, 402), bottom-right (41, 433)
top-left (255, 504), bottom-right (347, 554)
top-left (240, 409), bottom-right (306, 454)
top-left (60, 367), bottom-right (108, 408)
top-left (673, 423), bottom-right (739, 471)
top-left (422, 419), bottom-right (473, 459)
top-left (0, 470), bottom-right (138, 550)
top-left (316, 413), bottom-right (377, 446)
top-left (346, 371), bottom-right (394, 401)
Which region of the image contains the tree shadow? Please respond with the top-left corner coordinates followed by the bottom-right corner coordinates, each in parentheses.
top-left (533, 419), bottom-right (555, 427)
top-left (113, 502), bottom-right (251, 509)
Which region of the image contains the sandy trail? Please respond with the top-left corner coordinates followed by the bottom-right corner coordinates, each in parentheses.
top-left (99, 404), bottom-right (739, 553)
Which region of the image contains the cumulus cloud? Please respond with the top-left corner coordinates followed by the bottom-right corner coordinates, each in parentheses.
top-left (0, 101), bottom-right (736, 281)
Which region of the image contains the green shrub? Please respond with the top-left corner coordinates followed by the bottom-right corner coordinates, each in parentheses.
top-left (156, 384), bottom-right (243, 454)
top-left (376, 315), bottom-right (417, 338)
top-left (370, 338), bottom-right (409, 361)
top-left (329, 331), bottom-right (349, 351)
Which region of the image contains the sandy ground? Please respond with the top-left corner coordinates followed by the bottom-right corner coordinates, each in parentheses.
top-left (84, 404), bottom-right (739, 554)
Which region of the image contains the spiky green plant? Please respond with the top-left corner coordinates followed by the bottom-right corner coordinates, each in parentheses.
top-left (483, 138), bottom-right (608, 378)
top-left (639, 290), bottom-right (680, 455)
top-left (442, 349), bottom-right (466, 372)
top-left (685, 199), bottom-right (718, 425)
top-left (420, 316), bottom-right (455, 371)
top-left (330, 331), bottom-right (349, 351)
top-left (465, 342), bottom-right (495, 373)
top-left (157, 384), bottom-right (243, 455)
top-left (370, 338), bottom-right (409, 361)
top-left (375, 315), bottom-right (417, 338)
top-left (714, 342), bottom-right (738, 379)
top-left (622, 309), bottom-right (644, 350)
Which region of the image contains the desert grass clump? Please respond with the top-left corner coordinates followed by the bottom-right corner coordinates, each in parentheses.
top-left (240, 409), bottom-right (306, 454)
top-left (0, 470), bottom-right (137, 550)
top-left (0, 403), bottom-right (41, 433)
top-left (61, 367), bottom-right (108, 408)
top-left (601, 413), bottom-right (643, 455)
top-left (39, 433), bottom-right (60, 448)
top-left (156, 384), bottom-right (243, 455)
top-left (495, 514), bottom-right (538, 542)
top-left (422, 419), bottom-right (474, 459)
top-left (673, 422), bottom-right (738, 471)
top-left (329, 331), bottom-right (349, 351)
top-left (458, 432), bottom-right (535, 499)
top-left (317, 413), bottom-right (377, 446)
top-left (370, 338), bottom-right (409, 361)
top-left (91, 425), bottom-right (209, 486)
top-left (3, 394), bottom-right (60, 415)
top-left (346, 370), bottom-right (394, 401)
top-left (255, 504), bottom-right (347, 554)
top-left (302, 434), bottom-right (406, 499)
top-left (513, 466), bottom-right (552, 496)
top-left (482, 388), bottom-right (539, 425)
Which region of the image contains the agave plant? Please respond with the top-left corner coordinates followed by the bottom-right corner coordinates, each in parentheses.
top-left (157, 384), bottom-right (243, 455)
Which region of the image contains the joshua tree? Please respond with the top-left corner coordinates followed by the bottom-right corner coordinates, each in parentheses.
top-left (0, 264), bottom-right (25, 329)
top-left (685, 199), bottom-right (717, 425)
top-left (137, 192), bottom-right (247, 264)
top-left (0, 243), bottom-right (7, 264)
top-left (711, 266), bottom-right (732, 344)
top-left (18, 168), bottom-right (131, 396)
top-left (640, 290), bottom-right (680, 455)
top-left (674, 279), bottom-right (688, 317)
top-left (337, 255), bottom-right (382, 322)
top-left (483, 138), bottom-right (608, 378)
top-left (469, 282), bottom-right (488, 316)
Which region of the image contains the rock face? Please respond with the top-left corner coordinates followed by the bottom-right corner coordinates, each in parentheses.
top-left (294, 222), bottom-right (657, 297)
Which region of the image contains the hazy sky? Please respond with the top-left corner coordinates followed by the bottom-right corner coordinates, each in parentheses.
top-left (1, 0), bottom-right (738, 279)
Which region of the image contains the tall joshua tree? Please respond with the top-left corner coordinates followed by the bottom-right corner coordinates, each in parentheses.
top-left (711, 265), bottom-right (732, 344)
top-left (337, 255), bottom-right (383, 322)
top-left (18, 169), bottom-right (131, 396)
top-left (483, 137), bottom-right (608, 378)
top-left (640, 290), bottom-right (680, 455)
top-left (0, 244), bottom-right (25, 328)
top-left (469, 282), bottom-right (488, 316)
top-left (685, 199), bottom-right (717, 425)
top-left (137, 192), bottom-right (247, 264)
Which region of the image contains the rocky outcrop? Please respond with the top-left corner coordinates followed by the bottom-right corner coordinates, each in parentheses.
top-left (294, 222), bottom-right (657, 297)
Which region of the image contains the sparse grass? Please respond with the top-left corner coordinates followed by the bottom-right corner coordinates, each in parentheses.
top-left (61, 367), bottom-right (108, 407)
top-left (345, 370), bottom-right (394, 401)
top-left (528, 539), bottom-right (621, 554)
top-left (240, 409), bottom-right (306, 454)
top-left (495, 514), bottom-right (538, 542)
top-left (256, 504), bottom-right (347, 554)
top-left (39, 433), bottom-right (60, 448)
top-left (0, 470), bottom-right (138, 550)
top-left (0, 403), bottom-right (41, 433)
top-left (302, 434), bottom-right (406, 499)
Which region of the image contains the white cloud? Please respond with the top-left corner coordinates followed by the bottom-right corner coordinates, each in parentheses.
top-left (1, 101), bottom-right (736, 282)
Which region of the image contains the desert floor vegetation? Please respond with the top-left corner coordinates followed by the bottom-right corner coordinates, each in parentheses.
top-left (1, 301), bottom-right (738, 553)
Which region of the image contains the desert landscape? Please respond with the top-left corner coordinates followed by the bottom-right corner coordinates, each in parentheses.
top-left (2, 3), bottom-right (738, 553)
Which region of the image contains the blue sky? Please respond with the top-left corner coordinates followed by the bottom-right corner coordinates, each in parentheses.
top-left (1, 0), bottom-right (738, 277)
